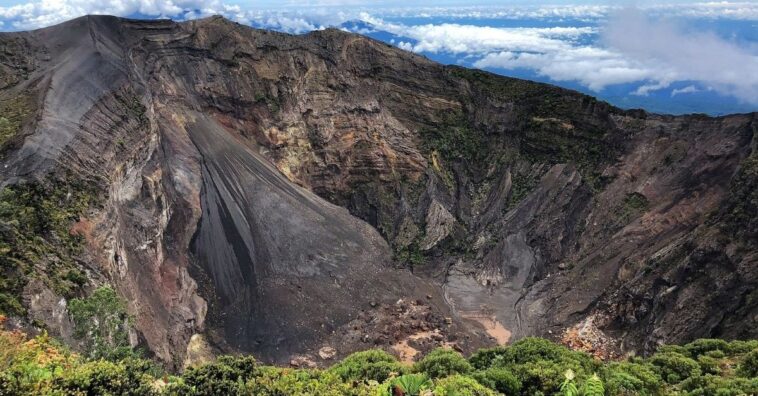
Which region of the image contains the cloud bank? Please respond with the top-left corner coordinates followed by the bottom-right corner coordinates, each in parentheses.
top-left (470, 8), bottom-right (758, 104)
top-left (604, 8), bottom-right (758, 102)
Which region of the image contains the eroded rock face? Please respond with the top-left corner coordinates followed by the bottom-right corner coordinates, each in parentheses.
top-left (0, 15), bottom-right (755, 366)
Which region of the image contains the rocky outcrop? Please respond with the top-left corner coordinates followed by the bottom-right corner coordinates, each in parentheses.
top-left (421, 200), bottom-right (456, 250)
top-left (0, 15), bottom-right (755, 367)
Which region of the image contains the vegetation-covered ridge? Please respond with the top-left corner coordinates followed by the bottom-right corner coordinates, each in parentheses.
top-left (0, 176), bottom-right (101, 316)
top-left (1, 314), bottom-right (756, 396)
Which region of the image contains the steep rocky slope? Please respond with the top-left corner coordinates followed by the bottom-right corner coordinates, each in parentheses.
top-left (0, 15), bottom-right (755, 368)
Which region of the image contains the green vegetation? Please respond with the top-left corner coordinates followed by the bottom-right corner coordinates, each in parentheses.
top-left (69, 286), bottom-right (138, 361)
top-left (421, 113), bottom-right (488, 168)
top-left (394, 240), bottom-right (425, 268)
top-left (254, 91), bottom-right (281, 114)
top-left (329, 349), bottom-right (406, 382)
top-left (389, 373), bottom-right (432, 395)
top-left (434, 375), bottom-right (496, 396)
top-left (0, 177), bottom-right (99, 315)
top-left (617, 192), bottom-right (650, 224)
top-left (0, 93), bottom-right (33, 148)
top-left (448, 66), bottom-right (620, 191)
top-left (121, 91), bottom-right (148, 125)
top-left (414, 348), bottom-right (473, 379)
top-left (505, 172), bottom-right (539, 212)
top-left (2, 326), bottom-right (756, 396)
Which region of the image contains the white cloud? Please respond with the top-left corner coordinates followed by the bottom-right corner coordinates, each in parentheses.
top-left (361, 3), bottom-right (758, 21)
top-left (469, 7), bottom-right (758, 103)
top-left (358, 12), bottom-right (595, 55)
top-left (474, 47), bottom-right (660, 92)
top-left (671, 85), bottom-right (701, 96)
top-left (603, 8), bottom-right (758, 103)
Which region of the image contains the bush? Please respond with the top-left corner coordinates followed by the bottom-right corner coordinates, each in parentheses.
top-left (329, 349), bottom-right (405, 382)
top-left (649, 351), bottom-right (701, 384)
top-left (684, 339), bottom-right (729, 358)
top-left (414, 348), bottom-right (472, 378)
top-left (737, 349), bottom-right (758, 378)
top-left (697, 355), bottom-right (721, 375)
top-left (679, 374), bottom-right (758, 396)
top-left (657, 344), bottom-right (688, 355)
top-left (433, 375), bottom-right (497, 396)
top-left (725, 340), bottom-right (758, 355)
top-left (505, 337), bottom-right (573, 365)
top-left (469, 346), bottom-right (509, 370)
top-left (471, 367), bottom-right (522, 394)
top-left (509, 359), bottom-right (580, 395)
top-left (602, 361), bottom-right (663, 396)
top-left (244, 368), bottom-right (361, 396)
top-left (704, 350), bottom-right (725, 359)
top-left (0, 325), bottom-right (78, 395)
top-left (181, 355), bottom-right (258, 394)
top-left (51, 359), bottom-right (157, 395)
top-left (479, 338), bottom-right (599, 395)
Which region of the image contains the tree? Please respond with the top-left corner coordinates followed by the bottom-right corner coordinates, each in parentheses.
top-left (68, 286), bottom-right (136, 360)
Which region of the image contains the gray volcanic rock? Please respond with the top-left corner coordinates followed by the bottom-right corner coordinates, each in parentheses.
top-left (0, 15), bottom-right (755, 366)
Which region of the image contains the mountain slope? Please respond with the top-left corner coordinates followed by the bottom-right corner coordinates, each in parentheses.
top-left (0, 15), bottom-right (755, 368)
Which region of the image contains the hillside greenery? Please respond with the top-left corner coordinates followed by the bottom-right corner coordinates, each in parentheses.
top-left (1, 314), bottom-right (756, 396)
top-left (0, 177), bottom-right (98, 316)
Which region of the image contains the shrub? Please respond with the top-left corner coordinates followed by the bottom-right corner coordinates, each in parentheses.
top-left (471, 367), bottom-right (522, 394)
top-left (51, 359), bottom-right (157, 395)
top-left (414, 348), bottom-right (472, 378)
top-left (181, 355), bottom-right (258, 394)
top-left (725, 340), bottom-right (758, 355)
top-left (679, 374), bottom-right (758, 396)
top-left (510, 359), bottom-right (569, 394)
top-left (704, 350), bottom-right (725, 359)
top-left (0, 324), bottom-right (78, 395)
top-left (657, 344), bottom-right (688, 355)
top-left (684, 339), bottom-right (729, 358)
top-left (245, 368), bottom-right (359, 396)
top-left (602, 361), bottom-right (663, 396)
top-left (502, 337), bottom-right (598, 373)
top-left (737, 349), bottom-right (758, 378)
top-left (480, 338), bottom-right (599, 395)
top-left (468, 346), bottom-right (509, 370)
top-left (329, 349), bottom-right (405, 382)
top-left (697, 355), bottom-right (721, 375)
top-left (433, 375), bottom-right (496, 396)
top-left (649, 351), bottom-right (701, 384)
top-left (505, 337), bottom-right (572, 365)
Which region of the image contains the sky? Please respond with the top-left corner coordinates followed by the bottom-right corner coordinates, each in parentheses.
top-left (0, 0), bottom-right (757, 115)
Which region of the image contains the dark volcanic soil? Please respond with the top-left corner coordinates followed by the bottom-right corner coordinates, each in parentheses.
top-left (0, 15), bottom-right (755, 368)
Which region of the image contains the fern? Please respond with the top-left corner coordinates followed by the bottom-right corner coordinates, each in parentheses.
top-left (580, 373), bottom-right (605, 396)
top-left (390, 373), bottom-right (432, 396)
